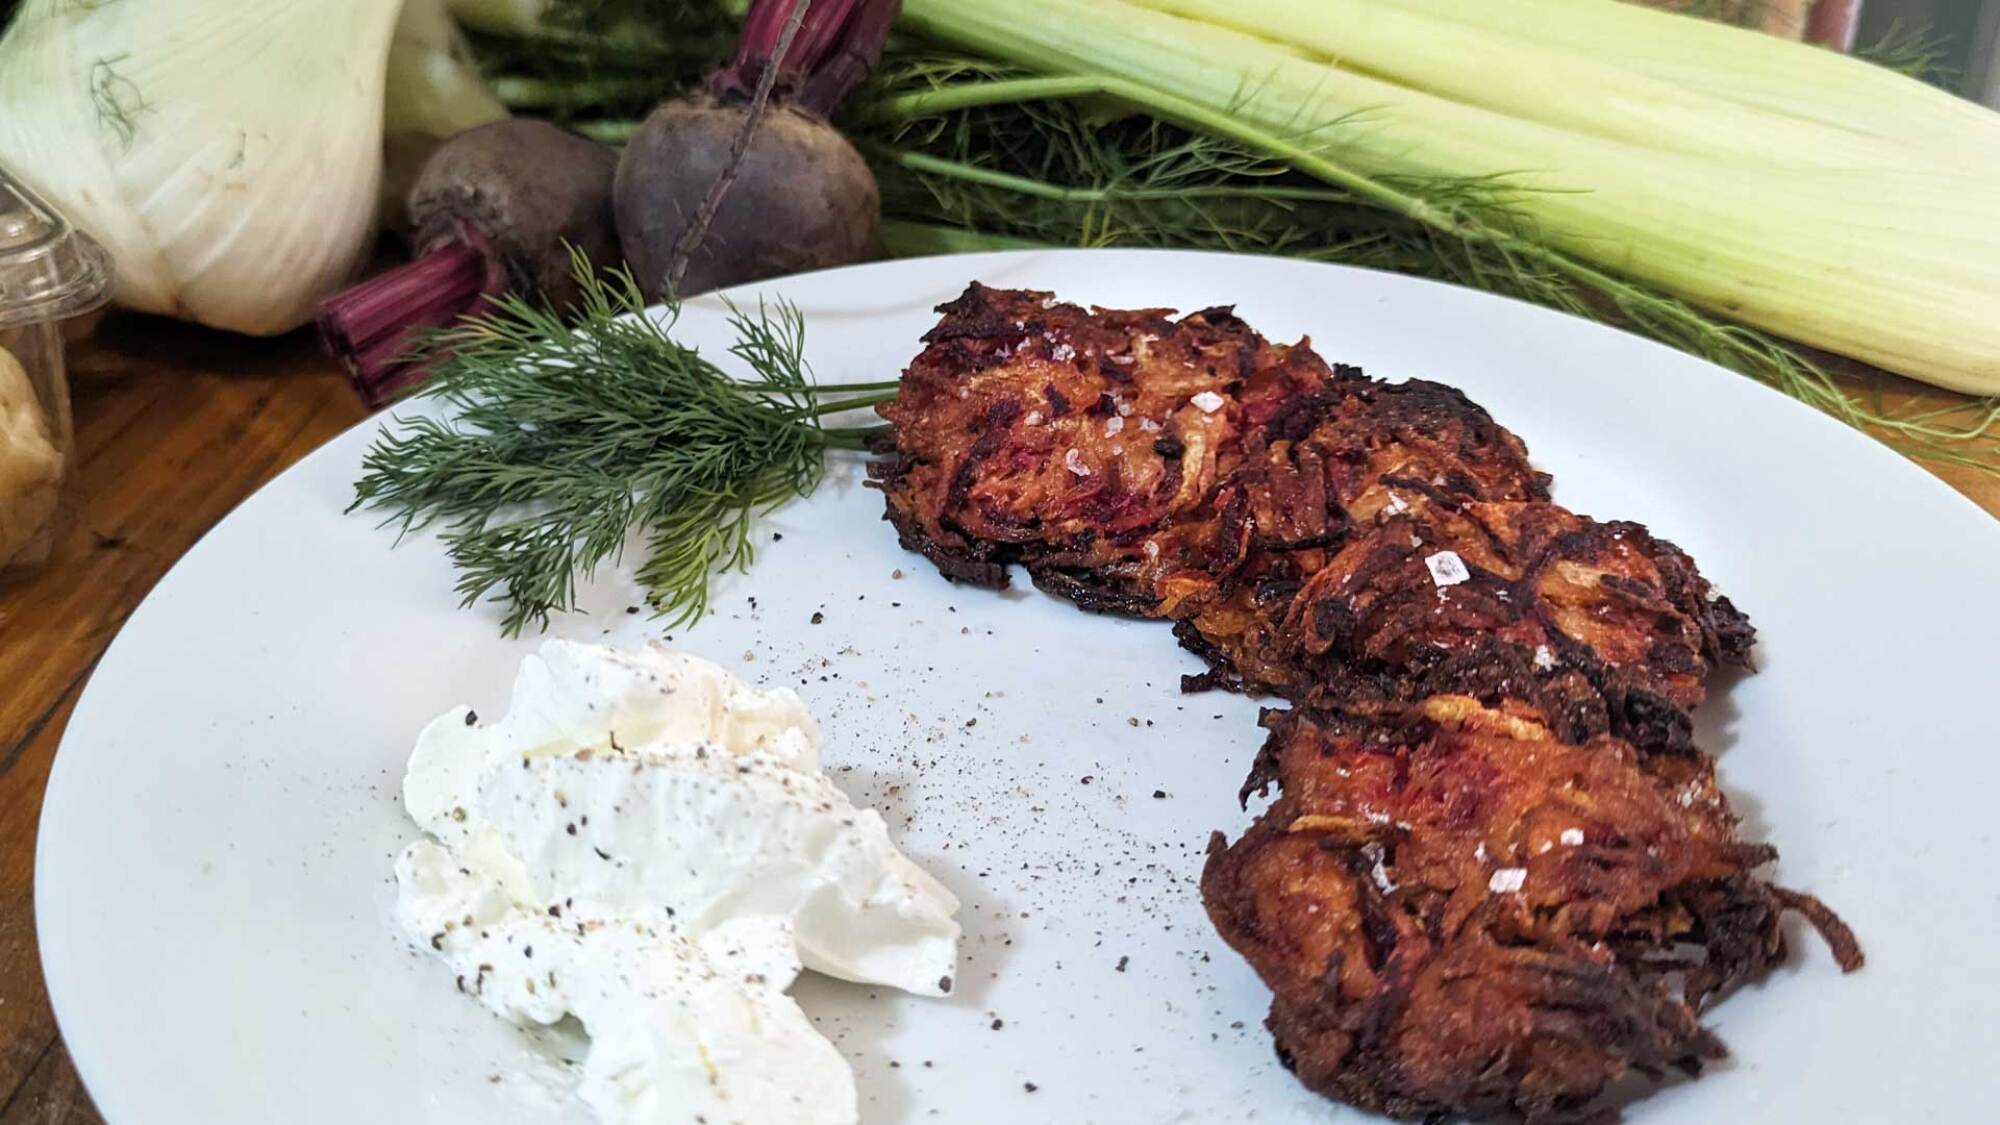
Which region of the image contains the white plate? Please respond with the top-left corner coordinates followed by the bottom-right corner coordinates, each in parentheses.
top-left (38, 250), bottom-right (2000, 1124)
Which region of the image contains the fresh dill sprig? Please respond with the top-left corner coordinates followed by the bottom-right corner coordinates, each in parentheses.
top-left (351, 254), bottom-right (896, 636)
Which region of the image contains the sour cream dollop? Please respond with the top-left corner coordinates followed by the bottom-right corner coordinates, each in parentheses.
top-left (393, 640), bottom-right (962, 1125)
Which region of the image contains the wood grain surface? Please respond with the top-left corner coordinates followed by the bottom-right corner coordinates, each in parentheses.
top-left (2, 314), bottom-right (1995, 1120)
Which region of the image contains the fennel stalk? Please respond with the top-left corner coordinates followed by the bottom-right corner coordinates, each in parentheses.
top-left (854, 53), bottom-right (2000, 473)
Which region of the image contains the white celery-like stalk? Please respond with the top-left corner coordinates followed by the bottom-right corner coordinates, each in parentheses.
top-left (1369, 0), bottom-right (2000, 155)
top-left (1134, 0), bottom-right (1998, 172)
top-left (898, 0), bottom-right (2000, 393)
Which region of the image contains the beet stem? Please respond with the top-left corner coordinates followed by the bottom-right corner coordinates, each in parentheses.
top-left (316, 239), bottom-right (502, 408)
top-left (785, 0), bottom-right (863, 90)
top-left (664, 0), bottom-right (813, 300)
top-left (799, 0), bottom-right (900, 117)
top-left (713, 0), bottom-right (867, 101)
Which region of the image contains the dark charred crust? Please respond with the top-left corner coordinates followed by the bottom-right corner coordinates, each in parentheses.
top-left (1263, 388), bottom-right (1331, 444)
top-left (882, 496), bottom-right (1013, 589)
top-left (1237, 706), bottom-right (1293, 805)
top-left (1375, 474), bottom-right (1469, 513)
top-left (1609, 687), bottom-right (1695, 754)
top-left (1707, 594), bottom-right (1757, 667)
top-left (1182, 665), bottom-right (1247, 696)
top-left (923, 283), bottom-right (1046, 342)
top-left (1207, 709), bottom-right (1854, 1123)
top-left (872, 284), bottom-right (1848, 1125)
top-left (1182, 495), bottom-right (1752, 755)
top-left (1028, 565), bottom-right (1161, 617)
top-left (864, 427), bottom-right (900, 455)
top-left (1185, 304), bottom-right (1246, 331)
top-left (1045, 384), bottom-right (1072, 417)
top-left (1175, 619), bottom-right (1257, 700)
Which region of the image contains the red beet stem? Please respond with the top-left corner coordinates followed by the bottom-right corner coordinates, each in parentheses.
top-left (316, 237), bottom-right (505, 408)
top-left (799, 0), bottom-right (900, 117)
top-left (1804, 0), bottom-right (1860, 50)
top-left (712, 0), bottom-right (896, 110)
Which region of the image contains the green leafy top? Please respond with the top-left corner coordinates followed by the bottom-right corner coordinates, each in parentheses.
top-left (351, 256), bottom-right (896, 636)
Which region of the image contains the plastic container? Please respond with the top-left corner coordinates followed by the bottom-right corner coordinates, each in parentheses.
top-left (0, 165), bottom-right (114, 571)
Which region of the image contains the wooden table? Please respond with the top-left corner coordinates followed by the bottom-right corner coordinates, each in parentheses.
top-left (2, 316), bottom-right (1995, 1121)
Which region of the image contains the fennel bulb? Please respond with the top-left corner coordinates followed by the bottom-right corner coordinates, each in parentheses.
top-left (0, 0), bottom-right (404, 335)
top-left (389, 0), bottom-right (509, 154)
top-left (385, 0), bottom-right (510, 221)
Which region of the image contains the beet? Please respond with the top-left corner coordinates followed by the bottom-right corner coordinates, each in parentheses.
top-left (615, 98), bottom-right (878, 299)
top-left (613, 0), bottom-right (898, 301)
top-left (318, 119), bottom-right (618, 406)
top-left (408, 120), bottom-right (620, 313)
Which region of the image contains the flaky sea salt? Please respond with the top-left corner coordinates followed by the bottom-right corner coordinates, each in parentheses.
top-left (1532, 644), bottom-right (1555, 671)
top-left (1051, 343), bottom-right (1076, 362)
top-left (1362, 842), bottom-right (1397, 894)
top-left (1190, 391), bottom-right (1225, 414)
top-left (1065, 449), bottom-right (1090, 476)
top-left (1382, 493), bottom-right (1409, 516)
top-left (1138, 418), bottom-right (1161, 434)
top-left (1105, 416), bottom-right (1124, 437)
top-left (1425, 550), bottom-right (1471, 587)
top-left (1488, 867), bottom-right (1527, 894)
top-left (1560, 828), bottom-right (1585, 846)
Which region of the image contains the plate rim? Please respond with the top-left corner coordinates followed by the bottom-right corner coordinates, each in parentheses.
top-left (36, 246), bottom-right (2000, 1123)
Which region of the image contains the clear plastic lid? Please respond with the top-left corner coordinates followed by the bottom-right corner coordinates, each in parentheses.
top-left (0, 166), bottom-right (114, 328)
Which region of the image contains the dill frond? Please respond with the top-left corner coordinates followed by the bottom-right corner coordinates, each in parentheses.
top-left (351, 256), bottom-right (895, 636)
